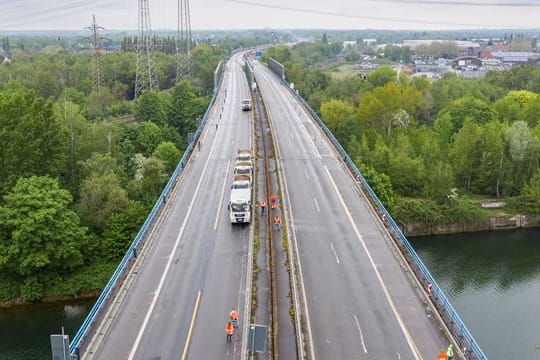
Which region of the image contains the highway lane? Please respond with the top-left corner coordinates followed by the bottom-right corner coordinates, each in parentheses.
top-left (90, 53), bottom-right (253, 359)
top-left (252, 60), bottom-right (445, 359)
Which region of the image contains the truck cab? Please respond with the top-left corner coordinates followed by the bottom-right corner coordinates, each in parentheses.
top-left (241, 99), bottom-right (252, 111)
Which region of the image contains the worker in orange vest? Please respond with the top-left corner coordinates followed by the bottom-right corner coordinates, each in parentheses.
top-left (269, 194), bottom-right (277, 209)
top-left (437, 349), bottom-right (446, 360)
top-left (273, 215), bottom-right (280, 231)
top-left (260, 200), bottom-right (267, 215)
top-left (229, 308), bottom-right (239, 329)
top-left (225, 321), bottom-right (234, 343)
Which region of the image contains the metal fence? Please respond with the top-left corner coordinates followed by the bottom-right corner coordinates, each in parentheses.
top-left (269, 63), bottom-right (488, 360)
top-left (69, 69), bottom-right (223, 357)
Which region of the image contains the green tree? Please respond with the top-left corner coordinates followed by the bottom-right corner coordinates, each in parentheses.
top-left (449, 118), bottom-right (482, 191)
top-left (102, 201), bottom-right (147, 261)
top-left (138, 157), bottom-right (168, 205)
top-left (493, 90), bottom-right (535, 123)
top-left (504, 121), bottom-right (539, 193)
top-left (87, 87), bottom-right (115, 119)
top-left (169, 80), bottom-right (207, 137)
top-left (356, 83), bottom-right (420, 139)
top-left (0, 83), bottom-right (68, 196)
top-left (79, 173), bottom-right (129, 233)
top-left (320, 99), bottom-right (357, 148)
top-left (357, 163), bottom-right (395, 208)
top-left (153, 141), bottom-right (180, 174)
top-left (522, 168), bottom-right (540, 198)
top-left (475, 121), bottom-right (508, 196)
top-left (366, 66), bottom-right (396, 88)
top-left (437, 96), bottom-right (498, 134)
top-left (0, 176), bottom-right (86, 300)
top-left (134, 90), bottom-right (169, 125)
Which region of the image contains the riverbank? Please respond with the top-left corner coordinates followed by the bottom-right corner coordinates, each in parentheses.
top-left (402, 214), bottom-right (540, 237)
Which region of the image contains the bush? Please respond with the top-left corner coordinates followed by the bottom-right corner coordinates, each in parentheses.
top-left (21, 277), bottom-right (44, 301)
top-left (391, 197), bottom-right (443, 224)
top-left (506, 195), bottom-right (540, 214)
top-left (0, 279), bottom-right (20, 302)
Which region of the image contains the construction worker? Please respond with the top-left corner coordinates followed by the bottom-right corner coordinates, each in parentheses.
top-left (269, 194), bottom-right (277, 209)
top-left (225, 321), bottom-right (234, 343)
top-left (427, 282), bottom-right (433, 296)
top-left (273, 215), bottom-right (280, 231)
top-left (229, 308), bottom-right (239, 329)
top-left (446, 344), bottom-right (454, 360)
top-left (437, 349), bottom-right (446, 360)
top-left (260, 200), bottom-right (267, 215)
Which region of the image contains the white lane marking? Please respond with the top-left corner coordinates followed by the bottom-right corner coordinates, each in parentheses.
top-left (330, 242), bottom-right (340, 264)
top-left (296, 148), bottom-right (300, 156)
top-left (214, 160), bottom-right (231, 230)
top-left (353, 315), bottom-right (368, 354)
top-left (324, 165), bottom-right (422, 360)
top-left (128, 101), bottom-right (222, 360)
top-left (313, 197), bottom-right (320, 213)
top-left (304, 167), bottom-right (310, 180)
top-left (270, 109), bottom-right (314, 360)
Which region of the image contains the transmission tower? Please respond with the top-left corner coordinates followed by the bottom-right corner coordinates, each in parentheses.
top-left (176, 0), bottom-right (192, 82)
top-left (135, 0), bottom-right (159, 98)
top-left (85, 14), bottom-right (105, 91)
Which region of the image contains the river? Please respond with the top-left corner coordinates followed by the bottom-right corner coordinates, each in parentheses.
top-left (411, 228), bottom-right (540, 360)
top-left (0, 299), bottom-right (93, 360)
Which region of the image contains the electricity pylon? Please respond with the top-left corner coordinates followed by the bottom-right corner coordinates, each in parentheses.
top-left (176, 0), bottom-right (192, 82)
top-left (85, 14), bottom-right (105, 91)
top-left (135, 0), bottom-right (159, 98)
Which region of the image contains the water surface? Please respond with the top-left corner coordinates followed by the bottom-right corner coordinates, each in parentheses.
top-left (411, 228), bottom-right (540, 360)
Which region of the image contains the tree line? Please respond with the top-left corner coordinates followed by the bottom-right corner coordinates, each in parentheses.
top-left (265, 42), bottom-right (540, 225)
top-left (0, 38), bottom-right (229, 302)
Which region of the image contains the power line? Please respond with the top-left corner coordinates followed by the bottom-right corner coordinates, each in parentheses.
top-left (0, 0), bottom-right (113, 29)
top-left (225, 0), bottom-right (540, 28)
top-left (368, 0), bottom-right (540, 7)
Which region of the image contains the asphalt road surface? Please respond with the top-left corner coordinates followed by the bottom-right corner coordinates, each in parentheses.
top-left (89, 52), bottom-right (253, 360)
top-left (252, 59), bottom-right (446, 360)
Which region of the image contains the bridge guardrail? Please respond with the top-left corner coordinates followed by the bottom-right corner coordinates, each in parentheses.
top-left (69, 69), bottom-right (224, 357)
top-left (268, 62), bottom-right (487, 360)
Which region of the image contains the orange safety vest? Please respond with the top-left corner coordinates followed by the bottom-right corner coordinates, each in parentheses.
top-left (437, 351), bottom-right (446, 360)
top-left (225, 323), bottom-right (234, 335)
top-left (274, 216), bottom-right (280, 225)
top-left (269, 194), bottom-right (276, 202)
top-left (230, 310), bottom-right (238, 321)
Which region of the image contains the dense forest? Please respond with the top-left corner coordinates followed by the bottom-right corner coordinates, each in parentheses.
top-left (264, 42), bottom-right (540, 225)
top-left (0, 35), bottom-right (234, 302)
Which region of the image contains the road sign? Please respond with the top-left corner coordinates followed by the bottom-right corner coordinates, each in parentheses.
top-left (50, 334), bottom-right (70, 360)
top-left (255, 51), bottom-right (262, 57)
top-left (247, 324), bottom-right (266, 353)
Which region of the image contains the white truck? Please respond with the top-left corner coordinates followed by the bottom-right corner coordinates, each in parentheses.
top-left (229, 185), bottom-right (251, 224)
top-left (234, 161), bottom-right (253, 177)
top-left (236, 149), bottom-right (252, 165)
top-left (229, 150), bottom-right (254, 224)
top-left (241, 99), bottom-right (252, 111)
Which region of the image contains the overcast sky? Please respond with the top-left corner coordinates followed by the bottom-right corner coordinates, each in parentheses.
top-left (1, 0), bottom-right (539, 31)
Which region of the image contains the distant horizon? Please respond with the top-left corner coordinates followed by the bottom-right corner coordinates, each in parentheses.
top-left (1, 0), bottom-right (540, 32)
top-left (1, 27), bottom-right (540, 34)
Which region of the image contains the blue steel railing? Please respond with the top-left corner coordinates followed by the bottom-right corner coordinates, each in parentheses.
top-left (272, 68), bottom-right (488, 360)
top-left (69, 76), bottom-right (222, 356)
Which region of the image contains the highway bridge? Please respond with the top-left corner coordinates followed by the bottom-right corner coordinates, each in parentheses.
top-left (66, 51), bottom-right (487, 360)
